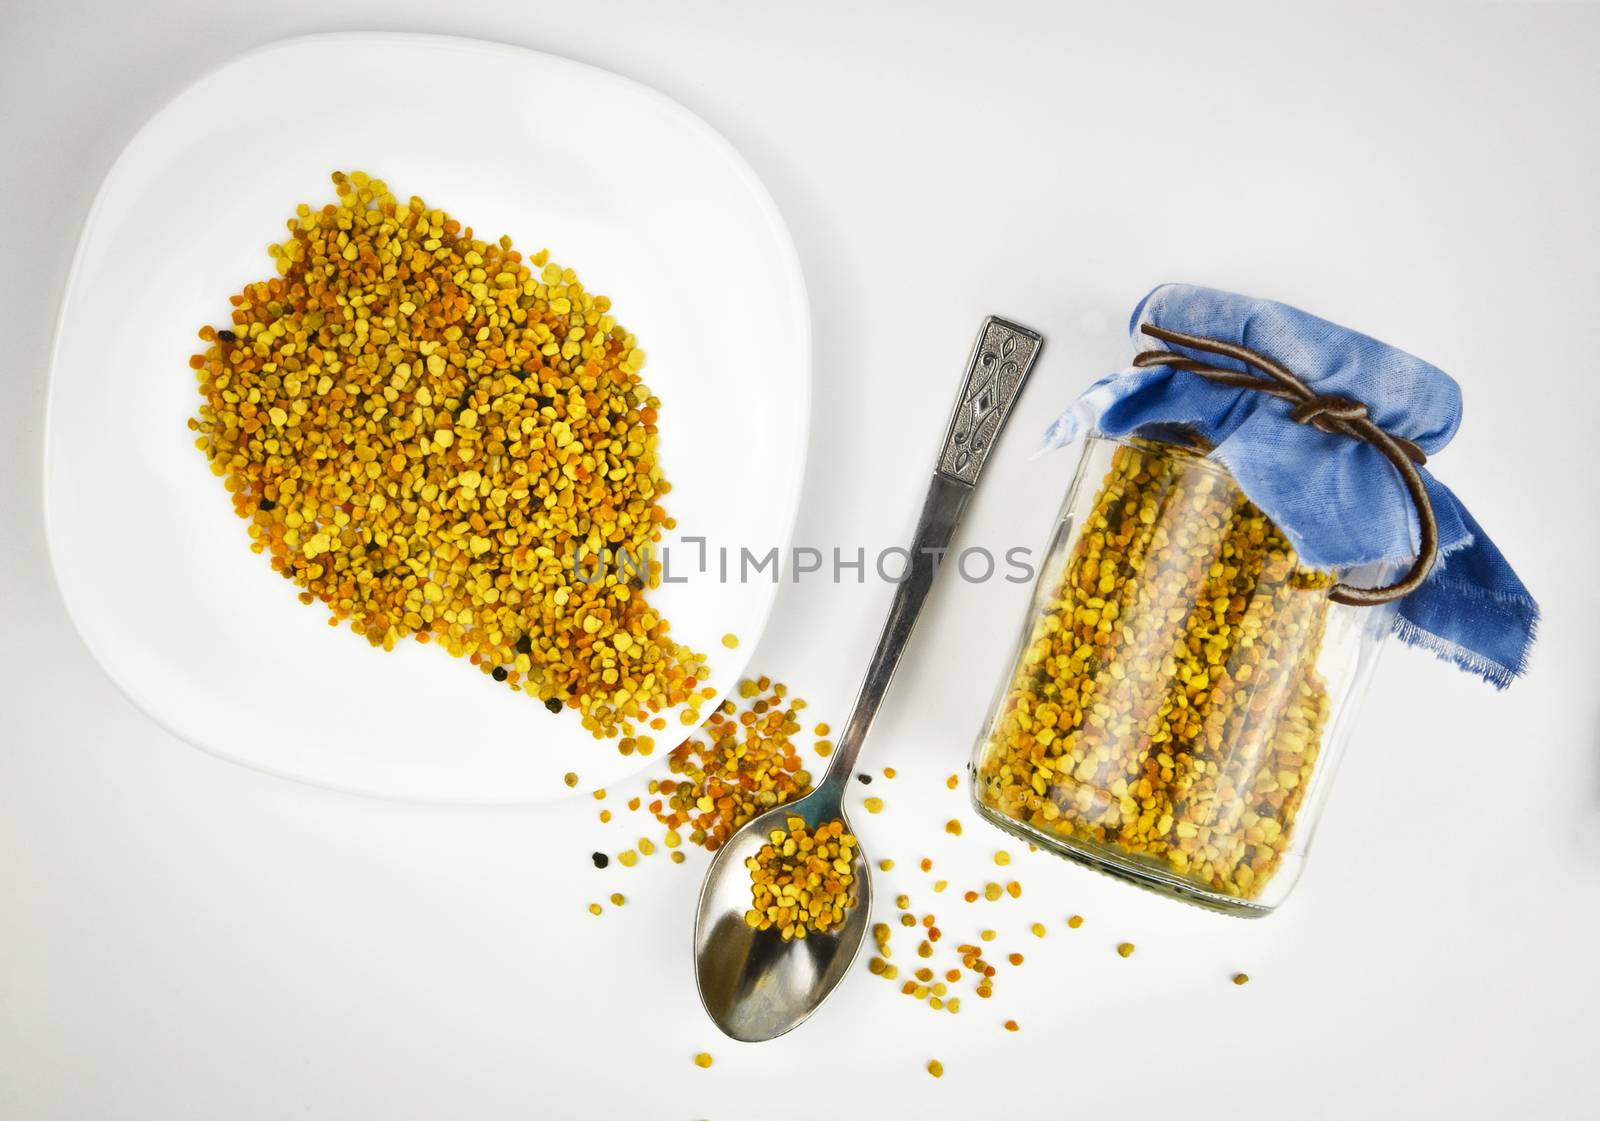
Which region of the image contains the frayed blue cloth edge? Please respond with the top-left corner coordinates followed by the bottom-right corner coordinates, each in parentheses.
top-left (1393, 613), bottom-right (1537, 690)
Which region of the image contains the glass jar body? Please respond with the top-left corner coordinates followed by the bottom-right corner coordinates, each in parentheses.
top-left (970, 435), bottom-right (1394, 915)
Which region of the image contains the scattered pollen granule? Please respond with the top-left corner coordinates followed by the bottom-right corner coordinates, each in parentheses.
top-left (649, 677), bottom-right (813, 851)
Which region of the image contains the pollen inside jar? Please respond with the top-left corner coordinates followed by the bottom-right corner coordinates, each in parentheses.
top-left (971, 437), bottom-right (1385, 914)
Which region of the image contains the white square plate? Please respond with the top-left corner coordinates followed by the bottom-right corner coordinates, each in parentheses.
top-left (43, 33), bottom-right (810, 803)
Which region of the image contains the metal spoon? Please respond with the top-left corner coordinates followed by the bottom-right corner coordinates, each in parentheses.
top-left (692, 316), bottom-right (1043, 1042)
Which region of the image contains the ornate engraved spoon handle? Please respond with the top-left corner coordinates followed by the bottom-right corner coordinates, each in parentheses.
top-left (936, 317), bottom-right (1045, 485)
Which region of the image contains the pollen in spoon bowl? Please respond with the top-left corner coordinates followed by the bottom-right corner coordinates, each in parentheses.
top-left (692, 788), bottom-right (873, 1042)
top-left (742, 817), bottom-right (860, 940)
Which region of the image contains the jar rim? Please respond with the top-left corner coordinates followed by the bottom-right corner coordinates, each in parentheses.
top-left (1086, 429), bottom-right (1237, 482)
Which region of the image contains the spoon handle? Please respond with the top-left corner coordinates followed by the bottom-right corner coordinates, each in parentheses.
top-left (819, 317), bottom-right (1043, 798)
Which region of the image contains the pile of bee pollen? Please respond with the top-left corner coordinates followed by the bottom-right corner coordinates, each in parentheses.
top-left (187, 171), bottom-right (707, 739)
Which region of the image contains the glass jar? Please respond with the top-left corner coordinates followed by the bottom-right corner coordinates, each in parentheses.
top-left (970, 434), bottom-right (1395, 915)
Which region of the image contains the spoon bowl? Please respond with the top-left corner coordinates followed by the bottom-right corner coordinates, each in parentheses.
top-left (692, 790), bottom-right (871, 1042)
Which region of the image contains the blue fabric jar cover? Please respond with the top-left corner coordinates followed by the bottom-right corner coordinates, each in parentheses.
top-left (1042, 284), bottom-right (1537, 688)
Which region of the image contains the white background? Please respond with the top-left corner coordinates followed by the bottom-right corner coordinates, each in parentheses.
top-left (4, 4), bottom-right (1597, 1120)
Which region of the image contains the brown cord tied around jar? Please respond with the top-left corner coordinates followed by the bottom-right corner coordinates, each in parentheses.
top-left (1133, 323), bottom-right (1438, 607)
